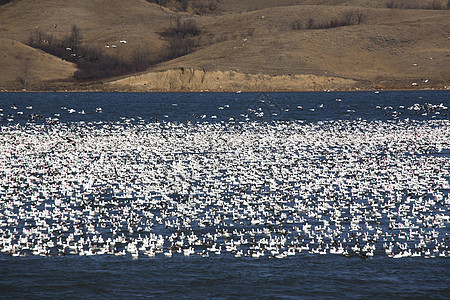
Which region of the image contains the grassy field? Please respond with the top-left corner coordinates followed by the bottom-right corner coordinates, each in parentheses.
top-left (0, 0), bottom-right (448, 91)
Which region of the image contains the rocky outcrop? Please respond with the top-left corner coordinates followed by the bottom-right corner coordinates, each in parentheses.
top-left (108, 68), bottom-right (358, 92)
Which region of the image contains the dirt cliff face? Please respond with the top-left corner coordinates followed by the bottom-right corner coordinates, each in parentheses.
top-left (109, 68), bottom-right (358, 91)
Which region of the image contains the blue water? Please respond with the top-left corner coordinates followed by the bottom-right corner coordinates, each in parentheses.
top-left (0, 91), bottom-right (448, 124)
top-left (0, 91), bottom-right (449, 298)
top-left (1, 255), bottom-right (449, 298)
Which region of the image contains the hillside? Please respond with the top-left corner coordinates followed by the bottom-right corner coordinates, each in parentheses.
top-left (0, 0), bottom-right (449, 91)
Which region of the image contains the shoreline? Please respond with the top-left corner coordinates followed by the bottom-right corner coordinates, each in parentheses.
top-left (2, 68), bottom-right (448, 93)
top-left (1, 86), bottom-right (449, 93)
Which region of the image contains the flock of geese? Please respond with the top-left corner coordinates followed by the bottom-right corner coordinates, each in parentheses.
top-left (0, 100), bottom-right (449, 259)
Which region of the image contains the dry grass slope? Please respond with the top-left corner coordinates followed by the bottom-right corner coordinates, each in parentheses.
top-left (0, 0), bottom-right (449, 91)
top-left (0, 38), bottom-right (77, 89)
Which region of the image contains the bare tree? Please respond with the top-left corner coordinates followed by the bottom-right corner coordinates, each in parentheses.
top-left (17, 59), bottom-right (31, 88)
top-left (65, 25), bottom-right (82, 51)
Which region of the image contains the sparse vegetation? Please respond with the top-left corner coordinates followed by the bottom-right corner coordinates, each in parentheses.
top-left (27, 25), bottom-right (156, 80)
top-left (160, 17), bottom-right (202, 59)
top-left (26, 19), bottom-right (203, 81)
top-left (246, 28), bottom-right (255, 36)
top-left (385, 0), bottom-right (448, 9)
top-left (146, 0), bottom-right (162, 6)
top-left (16, 59), bottom-right (31, 88)
top-left (146, 0), bottom-right (221, 14)
top-left (0, 0), bottom-right (13, 5)
top-left (192, 0), bottom-right (221, 15)
top-left (146, 0), bottom-right (169, 8)
top-left (28, 25), bottom-right (84, 62)
top-left (290, 20), bottom-right (303, 30)
top-left (291, 10), bottom-right (365, 30)
top-left (160, 17), bottom-right (201, 38)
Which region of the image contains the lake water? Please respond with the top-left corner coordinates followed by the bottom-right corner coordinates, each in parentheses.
top-left (0, 91), bottom-right (449, 298)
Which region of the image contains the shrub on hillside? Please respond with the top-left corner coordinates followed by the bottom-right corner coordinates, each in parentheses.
top-left (386, 0), bottom-right (448, 9)
top-left (147, 0), bottom-right (188, 11)
top-left (343, 10), bottom-right (366, 25)
top-left (160, 17), bottom-right (202, 59)
top-left (290, 20), bottom-right (303, 30)
top-left (164, 37), bottom-right (199, 59)
top-left (28, 25), bottom-right (154, 81)
top-left (192, 0), bottom-right (221, 15)
top-left (146, 0), bottom-right (167, 6)
top-left (28, 25), bottom-right (83, 62)
top-left (427, 0), bottom-right (447, 9)
top-left (161, 17), bottom-right (201, 38)
top-left (146, 0), bottom-right (221, 13)
top-left (291, 10), bottom-right (365, 30)
top-left (385, 0), bottom-right (403, 8)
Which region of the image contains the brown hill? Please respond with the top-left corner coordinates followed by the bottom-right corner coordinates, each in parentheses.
top-left (0, 38), bottom-right (77, 89)
top-left (0, 0), bottom-right (449, 91)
